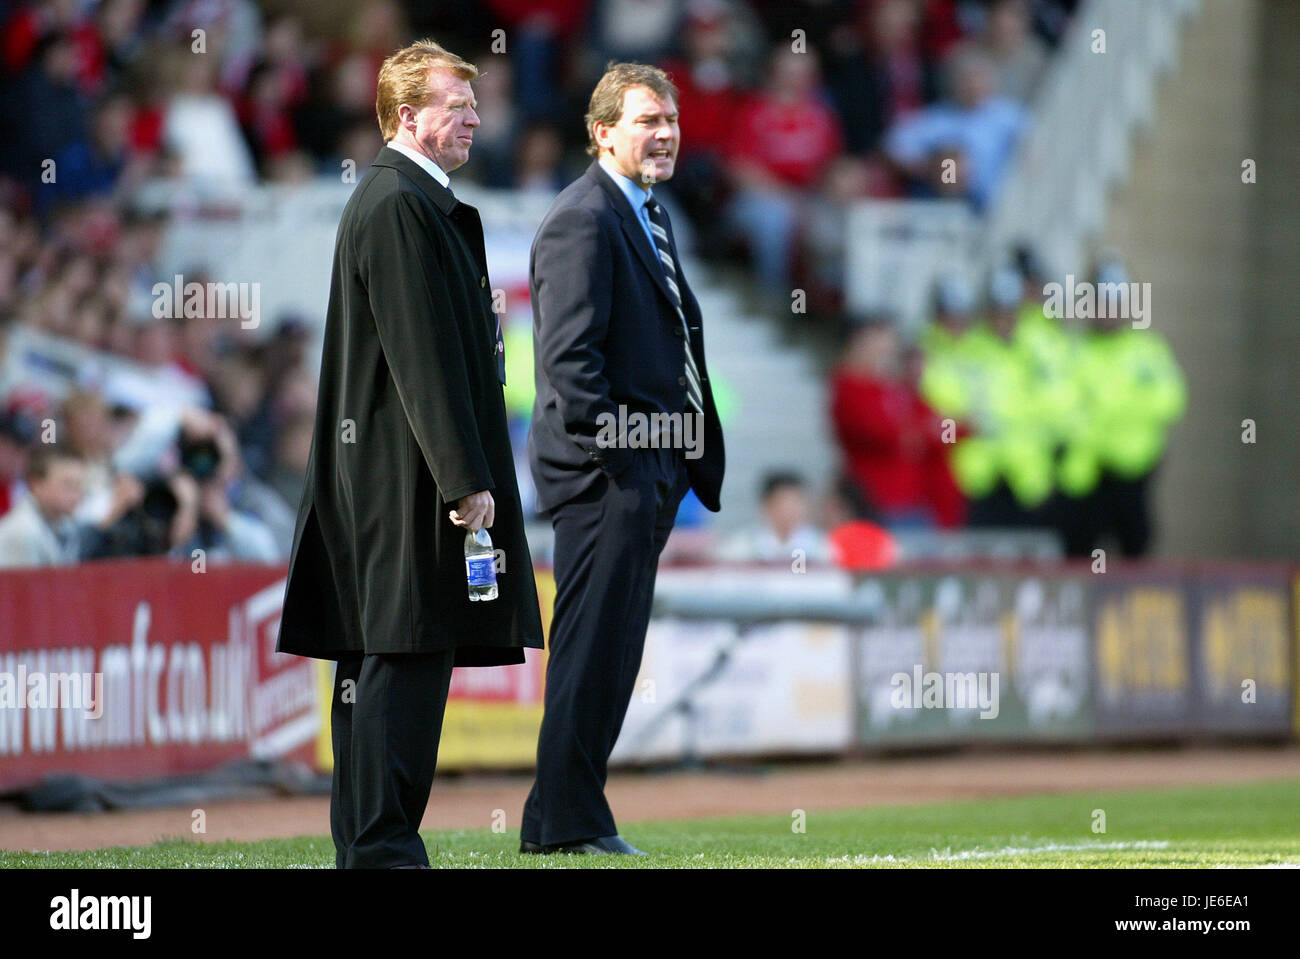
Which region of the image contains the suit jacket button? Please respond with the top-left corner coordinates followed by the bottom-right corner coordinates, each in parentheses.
top-left (672, 326), bottom-right (684, 337)
top-left (677, 376), bottom-right (686, 386)
top-left (480, 275), bottom-right (487, 288)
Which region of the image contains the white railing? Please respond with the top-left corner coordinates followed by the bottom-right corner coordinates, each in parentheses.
top-left (983, 0), bottom-right (1201, 277)
top-left (844, 200), bottom-right (978, 338)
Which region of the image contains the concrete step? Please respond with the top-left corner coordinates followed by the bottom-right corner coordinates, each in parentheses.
top-left (688, 273), bottom-right (838, 533)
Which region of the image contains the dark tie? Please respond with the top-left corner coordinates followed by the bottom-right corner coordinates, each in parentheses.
top-left (645, 196), bottom-right (704, 416)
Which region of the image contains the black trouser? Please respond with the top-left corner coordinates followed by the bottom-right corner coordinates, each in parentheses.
top-left (967, 480), bottom-right (1030, 528)
top-left (1099, 470), bottom-right (1154, 557)
top-left (1057, 488), bottom-right (1102, 557)
top-left (1057, 468), bottom-right (1156, 559)
top-left (330, 650), bottom-right (456, 868)
top-left (521, 446), bottom-right (690, 846)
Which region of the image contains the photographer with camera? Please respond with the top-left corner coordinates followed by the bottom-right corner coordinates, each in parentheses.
top-left (95, 408), bottom-right (281, 563)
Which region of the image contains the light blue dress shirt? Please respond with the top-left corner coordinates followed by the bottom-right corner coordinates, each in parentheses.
top-left (597, 156), bottom-right (657, 252)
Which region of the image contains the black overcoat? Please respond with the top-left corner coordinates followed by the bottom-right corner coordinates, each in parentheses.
top-left (277, 145), bottom-right (544, 665)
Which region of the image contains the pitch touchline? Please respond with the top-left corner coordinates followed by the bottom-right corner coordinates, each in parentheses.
top-left (848, 840), bottom-right (1172, 864)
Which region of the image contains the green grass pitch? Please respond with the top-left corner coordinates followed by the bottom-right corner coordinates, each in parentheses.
top-left (5, 778), bottom-right (1299, 868)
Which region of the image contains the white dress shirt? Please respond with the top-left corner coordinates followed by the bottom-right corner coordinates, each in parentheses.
top-left (385, 140), bottom-right (451, 190)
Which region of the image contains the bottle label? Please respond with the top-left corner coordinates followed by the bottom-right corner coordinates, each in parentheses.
top-left (466, 555), bottom-right (497, 587)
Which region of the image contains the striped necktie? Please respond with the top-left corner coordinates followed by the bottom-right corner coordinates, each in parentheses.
top-left (645, 195), bottom-right (704, 416)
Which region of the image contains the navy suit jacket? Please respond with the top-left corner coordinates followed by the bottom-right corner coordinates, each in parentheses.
top-left (527, 161), bottom-right (725, 514)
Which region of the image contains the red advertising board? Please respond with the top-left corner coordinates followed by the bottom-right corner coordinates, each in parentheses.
top-left (0, 559), bottom-right (314, 793)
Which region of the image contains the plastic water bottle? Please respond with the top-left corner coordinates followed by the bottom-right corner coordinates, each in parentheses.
top-left (465, 527), bottom-right (498, 602)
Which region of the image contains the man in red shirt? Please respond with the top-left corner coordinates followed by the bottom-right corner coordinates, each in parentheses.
top-left (830, 320), bottom-right (963, 529)
top-left (658, 2), bottom-right (749, 247)
top-left (724, 44), bottom-right (843, 297)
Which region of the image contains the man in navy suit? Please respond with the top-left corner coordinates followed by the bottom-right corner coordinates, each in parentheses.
top-left (522, 62), bottom-right (725, 854)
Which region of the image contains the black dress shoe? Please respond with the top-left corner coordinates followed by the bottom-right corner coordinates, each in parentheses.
top-left (553, 835), bottom-right (647, 855)
top-left (519, 834), bottom-right (647, 855)
top-left (391, 863), bottom-right (432, 869)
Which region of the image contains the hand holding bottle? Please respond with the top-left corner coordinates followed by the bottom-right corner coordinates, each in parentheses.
top-left (449, 490), bottom-right (494, 531)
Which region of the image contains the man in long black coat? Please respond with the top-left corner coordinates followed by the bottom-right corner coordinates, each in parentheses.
top-left (521, 63), bottom-right (725, 854)
top-left (277, 40), bottom-right (543, 869)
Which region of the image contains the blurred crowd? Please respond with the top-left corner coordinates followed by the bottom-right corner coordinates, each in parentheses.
top-left (1, 0), bottom-right (1078, 300)
top-left (827, 250), bottom-right (1186, 558)
top-left (3, 0), bottom-right (1174, 572)
top-left (714, 248), bottom-right (1186, 567)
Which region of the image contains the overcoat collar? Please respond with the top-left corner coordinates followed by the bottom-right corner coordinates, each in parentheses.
top-left (369, 145), bottom-right (502, 381)
top-left (585, 161), bottom-right (677, 310)
top-left (372, 145), bottom-right (460, 216)
top-left (370, 144), bottom-right (487, 271)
